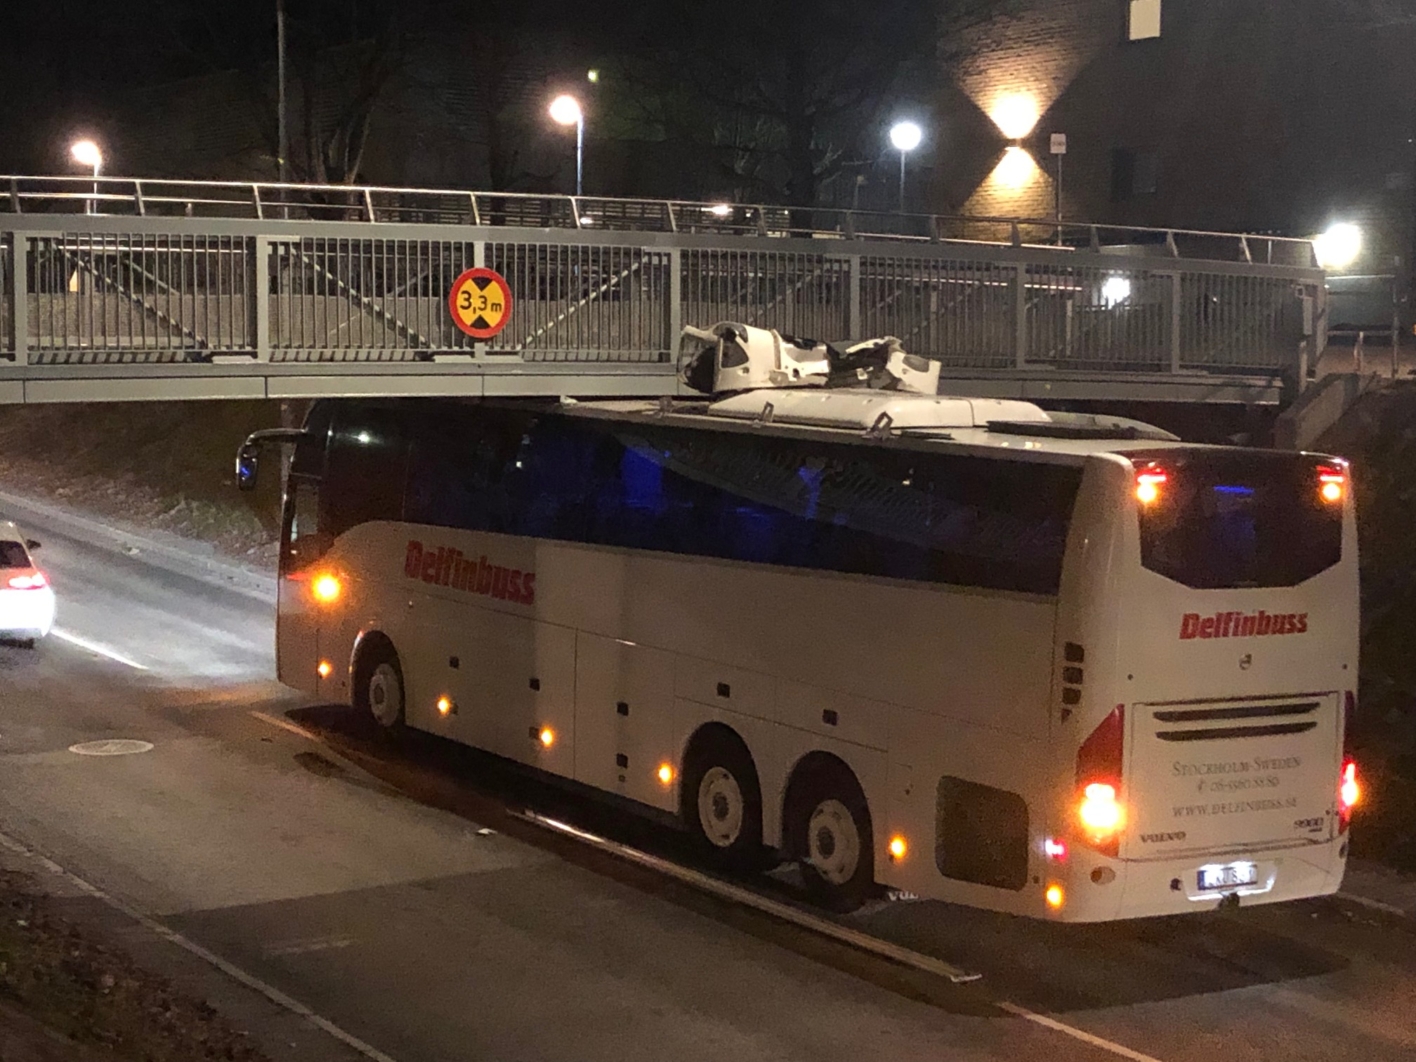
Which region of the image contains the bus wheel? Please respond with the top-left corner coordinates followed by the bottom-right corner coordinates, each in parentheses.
top-left (791, 768), bottom-right (874, 911)
top-left (356, 643), bottom-right (405, 732)
top-left (682, 731), bottom-right (764, 871)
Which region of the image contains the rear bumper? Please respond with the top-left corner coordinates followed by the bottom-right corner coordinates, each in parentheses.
top-left (0, 588), bottom-right (54, 639)
top-left (1059, 840), bottom-right (1346, 921)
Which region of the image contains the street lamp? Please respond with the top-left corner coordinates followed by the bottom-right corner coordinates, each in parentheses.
top-left (1313, 222), bottom-right (1363, 272)
top-left (549, 94), bottom-right (584, 197)
top-left (888, 121), bottom-right (922, 213)
top-left (70, 139), bottom-right (102, 215)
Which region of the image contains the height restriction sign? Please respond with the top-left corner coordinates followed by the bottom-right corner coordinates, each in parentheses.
top-left (448, 267), bottom-right (513, 339)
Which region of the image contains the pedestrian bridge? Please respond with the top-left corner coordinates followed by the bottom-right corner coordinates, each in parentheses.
top-left (0, 176), bottom-right (1325, 405)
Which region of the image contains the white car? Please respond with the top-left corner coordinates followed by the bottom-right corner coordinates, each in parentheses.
top-left (0, 521), bottom-right (55, 646)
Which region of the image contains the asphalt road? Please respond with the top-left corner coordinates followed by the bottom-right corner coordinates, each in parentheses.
top-left (2, 498), bottom-right (1416, 1062)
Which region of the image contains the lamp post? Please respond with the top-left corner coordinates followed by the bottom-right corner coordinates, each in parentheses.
top-left (70, 139), bottom-right (102, 215)
top-left (276, 0), bottom-right (288, 185)
top-left (888, 121), bottom-right (922, 213)
top-left (549, 94), bottom-right (584, 197)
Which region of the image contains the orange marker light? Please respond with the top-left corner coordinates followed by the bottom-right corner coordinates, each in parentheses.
top-left (657, 763), bottom-right (675, 785)
top-left (437, 696), bottom-right (453, 716)
top-left (316, 660), bottom-right (332, 679)
top-left (311, 573), bottom-right (342, 604)
top-left (888, 836), bottom-right (908, 861)
top-left (1045, 884), bottom-right (1065, 909)
top-left (539, 727), bottom-right (555, 748)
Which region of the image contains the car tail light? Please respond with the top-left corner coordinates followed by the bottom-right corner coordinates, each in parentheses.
top-left (1339, 691), bottom-right (1360, 832)
top-left (1076, 705), bottom-right (1126, 856)
top-left (7, 572), bottom-right (47, 590)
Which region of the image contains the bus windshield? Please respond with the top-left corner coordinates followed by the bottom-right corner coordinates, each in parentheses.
top-left (1127, 449), bottom-right (1344, 590)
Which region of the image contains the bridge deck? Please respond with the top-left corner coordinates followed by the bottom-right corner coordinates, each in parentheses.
top-left (0, 176), bottom-right (1325, 405)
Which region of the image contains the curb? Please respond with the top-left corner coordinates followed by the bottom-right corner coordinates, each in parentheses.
top-left (0, 488), bottom-right (276, 604)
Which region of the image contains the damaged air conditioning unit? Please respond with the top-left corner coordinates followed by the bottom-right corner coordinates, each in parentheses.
top-left (679, 322), bottom-right (941, 397)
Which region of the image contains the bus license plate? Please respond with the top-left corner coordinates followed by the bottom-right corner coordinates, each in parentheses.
top-left (1198, 861), bottom-right (1258, 892)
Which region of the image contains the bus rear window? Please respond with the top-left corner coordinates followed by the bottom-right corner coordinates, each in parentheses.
top-left (1126, 450), bottom-right (1343, 590)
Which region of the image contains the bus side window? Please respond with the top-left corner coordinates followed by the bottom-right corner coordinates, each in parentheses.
top-left (283, 479), bottom-right (331, 573)
top-left (323, 406), bottom-right (410, 539)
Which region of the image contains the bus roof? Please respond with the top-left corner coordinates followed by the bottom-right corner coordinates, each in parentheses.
top-left (554, 389), bottom-right (1209, 464)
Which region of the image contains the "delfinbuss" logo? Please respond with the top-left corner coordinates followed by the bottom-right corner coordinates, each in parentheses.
top-left (1179, 610), bottom-right (1307, 640)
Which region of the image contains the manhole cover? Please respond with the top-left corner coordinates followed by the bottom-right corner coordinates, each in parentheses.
top-left (68, 739), bottom-right (154, 757)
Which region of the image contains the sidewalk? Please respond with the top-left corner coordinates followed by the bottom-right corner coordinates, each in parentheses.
top-left (1341, 859), bottom-right (1416, 918)
top-left (0, 486), bottom-right (275, 604)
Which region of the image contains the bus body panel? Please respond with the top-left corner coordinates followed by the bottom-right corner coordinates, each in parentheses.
top-left (275, 398), bottom-right (1358, 922)
top-left (301, 515), bottom-right (1058, 910)
top-left (1047, 454), bottom-right (1356, 920)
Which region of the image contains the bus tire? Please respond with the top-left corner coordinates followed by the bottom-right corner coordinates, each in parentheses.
top-left (354, 640), bottom-right (405, 732)
top-left (788, 762), bottom-right (874, 911)
top-left (681, 728), bottom-right (765, 872)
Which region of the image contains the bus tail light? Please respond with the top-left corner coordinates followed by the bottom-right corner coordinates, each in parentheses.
top-left (1339, 690), bottom-right (1360, 832)
top-left (1076, 705), bottom-right (1126, 856)
top-left (7, 572), bottom-right (47, 590)
top-left (1135, 466), bottom-right (1167, 506)
top-left (1317, 464), bottom-right (1347, 505)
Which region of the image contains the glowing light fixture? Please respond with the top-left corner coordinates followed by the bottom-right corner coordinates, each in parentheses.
top-left (993, 145), bottom-right (1039, 190)
top-left (1079, 782), bottom-right (1124, 835)
top-left (1044, 837), bottom-right (1068, 860)
top-left (539, 726), bottom-right (556, 748)
top-left (317, 660), bottom-right (332, 679)
top-left (888, 120), bottom-right (923, 153)
top-left (1135, 469), bottom-right (1167, 506)
top-left (311, 573), bottom-right (342, 604)
top-left (1340, 760), bottom-right (1361, 811)
top-left (990, 94), bottom-right (1040, 140)
top-left (708, 203), bottom-right (732, 217)
top-left (437, 695), bottom-right (454, 716)
top-left (1101, 276), bottom-right (1133, 307)
top-left (657, 763), bottom-right (675, 785)
top-left (1045, 883), bottom-right (1065, 909)
top-left (888, 835), bottom-right (908, 861)
top-left (1313, 223), bottom-right (1362, 271)
top-left (548, 95), bottom-right (585, 197)
top-left (1318, 464), bottom-right (1346, 504)
top-left (889, 120), bottom-right (924, 212)
top-left (70, 139), bottom-right (103, 215)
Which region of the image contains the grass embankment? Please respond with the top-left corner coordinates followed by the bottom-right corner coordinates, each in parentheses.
top-left (0, 400), bottom-right (290, 564)
top-left (0, 871), bottom-right (272, 1061)
top-left (1324, 383), bottom-right (1416, 870)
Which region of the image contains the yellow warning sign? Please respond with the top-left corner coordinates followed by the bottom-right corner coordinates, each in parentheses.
top-left (448, 267), bottom-right (512, 339)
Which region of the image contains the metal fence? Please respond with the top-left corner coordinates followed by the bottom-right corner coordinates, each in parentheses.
top-left (0, 176), bottom-right (1326, 403)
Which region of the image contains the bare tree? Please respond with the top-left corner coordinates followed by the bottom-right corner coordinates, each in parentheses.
top-left (616, 0), bottom-right (1010, 208)
top-left (158, 0), bottom-right (418, 183)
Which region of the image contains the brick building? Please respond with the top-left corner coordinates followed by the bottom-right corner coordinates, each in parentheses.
top-left (931, 0), bottom-right (1416, 290)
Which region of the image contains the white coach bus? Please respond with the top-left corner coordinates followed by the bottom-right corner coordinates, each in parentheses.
top-left (238, 387), bottom-right (1360, 921)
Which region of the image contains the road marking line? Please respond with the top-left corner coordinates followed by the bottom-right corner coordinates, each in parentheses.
top-left (518, 810), bottom-right (983, 984)
top-left (52, 628), bottom-right (148, 671)
top-left (1337, 890), bottom-right (1409, 918)
top-left (998, 1002), bottom-right (1167, 1062)
top-left (250, 710), bottom-right (320, 742)
top-left (0, 829), bottom-right (399, 1062)
top-left (244, 716), bottom-right (1168, 1061)
top-left (264, 935), bottom-right (357, 958)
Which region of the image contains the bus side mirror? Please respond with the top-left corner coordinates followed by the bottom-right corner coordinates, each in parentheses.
top-left (25, 539), bottom-right (40, 550)
top-left (236, 444), bottom-right (260, 492)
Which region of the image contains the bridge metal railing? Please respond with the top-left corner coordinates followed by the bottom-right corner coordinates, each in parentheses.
top-left (0, 176), bottom-right (1326, 403)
